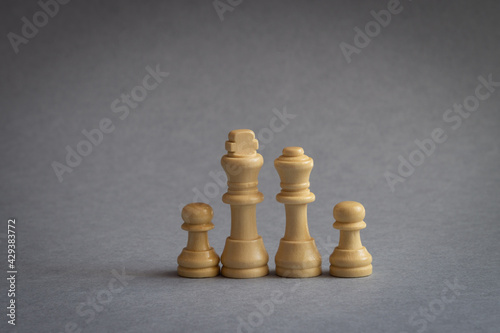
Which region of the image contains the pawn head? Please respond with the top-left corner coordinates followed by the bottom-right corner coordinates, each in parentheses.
top-left (182, 203), bottom-right (213, 225)
top-left (333, 201), bottom-right (365, 223)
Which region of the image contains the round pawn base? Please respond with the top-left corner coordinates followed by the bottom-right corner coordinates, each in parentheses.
top-left (221, 265), bottom-right (269, 279)
top-left (329, 264), bottom-right (372, 278)
top-left (177, 247), bottom-right (220, 278)
top-left (276, 266), bottom-right (321, 278)
top-left (329, 246), bottom-right (372, 278)
top-left (177, 265), bottom-right (220, 278)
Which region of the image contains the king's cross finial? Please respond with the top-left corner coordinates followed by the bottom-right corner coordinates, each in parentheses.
top-left (225, 129), bottom-right (258, 156)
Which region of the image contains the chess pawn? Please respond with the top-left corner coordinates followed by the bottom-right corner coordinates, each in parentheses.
top-left (329, 201), bottom-right (372, 278)
top-left (274, 147), bottom-right (322, 278)
top-left (220, 129), bottom-right (269, 278)
top-left (177, 203), bottom-right (220, 278)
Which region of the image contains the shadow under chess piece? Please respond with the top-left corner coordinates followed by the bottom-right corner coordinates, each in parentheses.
top-left (177, 203), bottom-right (220, 278)
top-left (329, 201), bottom-right (372, 278)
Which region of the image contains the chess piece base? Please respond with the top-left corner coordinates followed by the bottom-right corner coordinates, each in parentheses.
top-left (177, 247), bottom-right (220, 278)
top-left (221, 236), bottom-right (269, 279)
top-left (221, 265), bottom-right (269, 279)
top-left (177, 265), bottom-right (220, 278)
top-left (329, 264), bottom-right (372, 278)
top-left (276, 266), bottom-right (322, 278)
top-left (275, 238), bottom-right (322, 278)
top-left (329, 246), bottom-right (372, 278)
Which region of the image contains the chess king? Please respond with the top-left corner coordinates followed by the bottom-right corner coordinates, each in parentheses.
top-left (220, 129), bottom-right (269, 278)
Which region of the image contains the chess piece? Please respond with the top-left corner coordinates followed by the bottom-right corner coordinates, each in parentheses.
top-left (274, 147), bottom-right (322, 278)
top-left (220, 129), bottom-right (269, 278)
top-left (177, 203), bottom-right (220, 278)
top-left (329, 201), bottom-right (372, 278)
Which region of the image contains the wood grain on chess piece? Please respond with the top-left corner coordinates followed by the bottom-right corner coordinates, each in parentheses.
top-left (329, 201), bottom-right (372, 278)
top-left (274, 147), bottom-right (322, 278)
top-left (177, 203), bottom-right (220, 278)
top-left (220, 129), bottom-right (269, 278)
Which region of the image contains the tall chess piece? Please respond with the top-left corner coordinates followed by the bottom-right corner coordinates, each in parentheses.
top-left (274, 147), bottom-right (322, 277)
top-left (220, 129), bottom-right (269, 278)
top-left (177, 203), bottom-right (220, 278)
top-left (329, 201), bottom-right (372, 278)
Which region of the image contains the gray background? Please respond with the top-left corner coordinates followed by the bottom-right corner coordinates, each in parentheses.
top-left (1, 0), bottom-right (499, 332)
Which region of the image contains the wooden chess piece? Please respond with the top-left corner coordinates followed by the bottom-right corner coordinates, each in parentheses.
top-left (329, 201), bottom-right (372, 278)
top-left (220, 129), bottom-right (269, 278)
top-left (177, 203), bottom-right (220, 278)
top-left (274, 147), bottom-right (322, 277)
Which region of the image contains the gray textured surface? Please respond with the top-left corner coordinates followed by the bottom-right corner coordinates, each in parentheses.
top-left (1, 1), bottom-right (500, 332)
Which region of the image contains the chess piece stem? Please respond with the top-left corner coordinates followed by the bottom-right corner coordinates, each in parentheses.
top-left (230, 205), bottom-right (258, 239)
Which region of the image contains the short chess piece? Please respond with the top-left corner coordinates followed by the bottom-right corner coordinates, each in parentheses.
top-left (177, 203), bottom-right (220, 278)
top-left (274, 147), bottom-right (322, 278)
top-left (329, 201), bottom-right (372, 278)
top-left (220, 129), bottom-right (269, 278)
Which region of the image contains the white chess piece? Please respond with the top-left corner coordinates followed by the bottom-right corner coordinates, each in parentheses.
top-left (220, 129), bottom-right (269, 279)
top-left (329, 201), bottom-right (372, 278)
top-left (177, 203), bottom-right (220, 278)
top-left (274, 147), bottom-right (322, 278)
